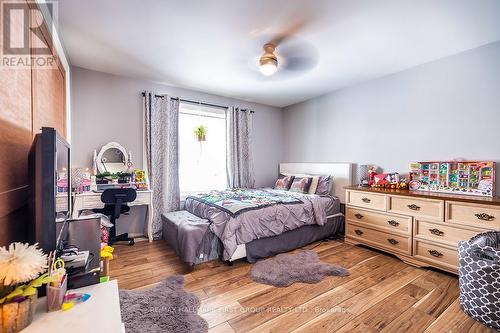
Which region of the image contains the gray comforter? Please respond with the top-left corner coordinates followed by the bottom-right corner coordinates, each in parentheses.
top-left (184, 189), bottom-right (336, 260)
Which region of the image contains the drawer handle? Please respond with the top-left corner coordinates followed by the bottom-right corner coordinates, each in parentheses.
top-left (361, 197), bottom-right (371, 203)
top-left (428, 249), bottom-right (443, 258)
top-left (387, 220), bottom-right (400, 227)
top-left (354, 213), bottom-right (364, 219)
top-left (428, 228), bottom-right (444, 236)
top-left (475, 213), bottom-right (495, 221)
top-left (354, 229), bottom-right (364, 236)
top-left (407, 204), bottom-right (421, 211)
top-left (387, 238), bottom-right (399, 245)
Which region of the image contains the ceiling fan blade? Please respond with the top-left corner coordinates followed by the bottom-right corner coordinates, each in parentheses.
top-left (267, 13), bottom-right (316, 47)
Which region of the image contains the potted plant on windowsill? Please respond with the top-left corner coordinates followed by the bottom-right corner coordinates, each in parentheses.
top-left (0, 243), bottom-right (51, 333)
top-left (194, 125), bottom-right (207, 142)
top-left (96, 172), bottom-right (111, 184)
top-left (116, 172), bottom-right (132, 184)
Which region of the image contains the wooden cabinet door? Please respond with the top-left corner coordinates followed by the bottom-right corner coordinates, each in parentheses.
top-left (0, 1), bottom-right (66, 245)
top-left (32, 64), bottom-right (66, 137)
top-left (30, 5), bottom-right (66, 138)
top-left (0, 0), bottom-right (32, 245)
top-left (0, 0), bottom-right (32, 216)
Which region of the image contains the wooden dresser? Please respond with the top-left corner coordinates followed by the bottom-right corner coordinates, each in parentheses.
top-left (345, 186), bottom-right (500, 274)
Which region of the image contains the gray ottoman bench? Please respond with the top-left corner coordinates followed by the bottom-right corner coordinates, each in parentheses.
top-left (162, 210), bottom-right (221, 266)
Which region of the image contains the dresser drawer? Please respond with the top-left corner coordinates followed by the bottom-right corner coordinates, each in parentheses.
top-left (346, 207), bottom-right (411, 234)
top-left (346, 222), bottom-right (411, 255)
top-left (414, 220), bottom-right (480, 247)
top-left (347, 190), bottom-right (386, 211)
top-left (446, 201), bottom-right (500, 229)
top-left (413, 240), bottom-right (458, 272)
top-left (388, 195), bottom-right (444, 221)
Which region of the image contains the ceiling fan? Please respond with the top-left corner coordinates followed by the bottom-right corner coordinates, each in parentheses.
top-left (259, 44), bottom-right (279, 76)
top-left (255, 16), bottom-right (319, 78)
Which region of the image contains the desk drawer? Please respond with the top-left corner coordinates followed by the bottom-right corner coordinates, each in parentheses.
top-left (346, 222), bottom-right (411, 255)
top-left (347, 190), bottom-right (386, 211)
top-left (82, 196), bottom-right (104, 209)
top-left (414, 220), bottom-right (479, 247)
top-left (135, 192), bottom-right (151, 205)
top-left (56, 196), bottom-right (69, 212)
top-left (388, 195), bottom-right (444, 221)
top-left (413, 240), bottom-right (458, 272)
top-left (446, 201), bottom-right (500, 229)
top-left (346, 207), bottom-right (411, 234)
top-left (81, 192), bottom-right (151, 209)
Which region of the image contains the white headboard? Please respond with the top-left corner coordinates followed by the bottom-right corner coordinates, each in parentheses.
top-left (279, 162), bottom-right (353, 203)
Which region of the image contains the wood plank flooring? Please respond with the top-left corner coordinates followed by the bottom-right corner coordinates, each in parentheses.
top-left (109, 240), bottom-right (495, 333)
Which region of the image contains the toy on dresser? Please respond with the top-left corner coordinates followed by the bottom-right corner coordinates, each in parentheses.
top-left (409, 161), bottom-right (495, 197)
top-left (368, 166), bottom-right (408, 190)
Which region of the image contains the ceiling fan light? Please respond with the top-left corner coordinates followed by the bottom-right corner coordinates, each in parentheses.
top-left (259, 58), bottom-right (278, 76)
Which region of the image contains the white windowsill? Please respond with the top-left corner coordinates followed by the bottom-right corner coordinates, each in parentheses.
top-left (180, 191), bottom-right (200, 201)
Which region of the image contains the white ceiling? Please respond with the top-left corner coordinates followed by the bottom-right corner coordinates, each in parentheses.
top-left (57, 0), bottom-right (500, 107)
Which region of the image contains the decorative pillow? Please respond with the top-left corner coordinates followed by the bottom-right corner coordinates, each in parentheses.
top-left (282, 173), bottom-right (319, 194)
top-left (274, 174), bottom-right (295, 190)
top-left (316, 175), bottom-right (332, 195)
top-left (308, 176), bottom-right (320, 194)
top-left (289, 177), bottom-right (313, 194)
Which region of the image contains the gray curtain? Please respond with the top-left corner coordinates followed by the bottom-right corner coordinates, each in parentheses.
top-left (143, 92), bottom-right (180, 240)
top-left (226, 106), bottom-right (255, 188)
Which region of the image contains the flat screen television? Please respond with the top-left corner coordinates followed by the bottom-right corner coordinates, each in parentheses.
top-left (28, 127), bottom-right (71, 254)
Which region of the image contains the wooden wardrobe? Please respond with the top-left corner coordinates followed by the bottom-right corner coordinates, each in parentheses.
top-left (0, 1), bottom-right (66, 246)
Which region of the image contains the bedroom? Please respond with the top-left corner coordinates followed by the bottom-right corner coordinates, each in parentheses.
top-left (1, 0), bottom-right (500, 332)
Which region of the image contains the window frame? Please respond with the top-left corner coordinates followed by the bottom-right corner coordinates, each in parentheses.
top-left (178, 102), bottom-right (228, 196)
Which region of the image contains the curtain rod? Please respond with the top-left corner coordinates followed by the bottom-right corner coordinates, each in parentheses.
top-left (141, 92), bottom-right (255, 113)
top-left (173, 97), bottom-right (229, 111)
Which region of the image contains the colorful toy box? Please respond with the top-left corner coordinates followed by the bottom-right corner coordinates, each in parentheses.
top-left (409, 161), bottom-right (495, 197)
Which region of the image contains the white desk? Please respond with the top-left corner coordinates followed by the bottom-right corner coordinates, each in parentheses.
top-left (23, 280), bottom-right (124, 333)
top-left (72, 190), bottom-right (154, 241)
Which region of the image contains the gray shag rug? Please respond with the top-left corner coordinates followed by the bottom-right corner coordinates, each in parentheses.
top-left (119, 275), bottom-right (208, 333)
top-left (249, 250), bottom-right (350, 287)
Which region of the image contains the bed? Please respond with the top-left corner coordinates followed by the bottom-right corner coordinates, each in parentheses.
top-left (164, 162), bottom-right (353, 265)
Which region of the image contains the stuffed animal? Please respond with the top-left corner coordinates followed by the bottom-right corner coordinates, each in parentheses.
top-left (368, 166), bottom-right (377, 186)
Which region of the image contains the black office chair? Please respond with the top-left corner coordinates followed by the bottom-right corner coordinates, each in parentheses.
top-left (94, 188), bottom-right (137, 246)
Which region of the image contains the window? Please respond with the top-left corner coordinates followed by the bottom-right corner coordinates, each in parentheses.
top-left (179, 102), bottom-right (227, 193)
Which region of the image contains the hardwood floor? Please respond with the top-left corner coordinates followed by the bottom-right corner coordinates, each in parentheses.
top-left (110, 240), bottom-right (495, 333)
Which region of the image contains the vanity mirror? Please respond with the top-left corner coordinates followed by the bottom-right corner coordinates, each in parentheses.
top-left (96, 142), bottom-right (129, 174)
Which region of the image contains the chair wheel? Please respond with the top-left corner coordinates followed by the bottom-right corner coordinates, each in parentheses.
top-left (128, 240), bottom-right (135, 246)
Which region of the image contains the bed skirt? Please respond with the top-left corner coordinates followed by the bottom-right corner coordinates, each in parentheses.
top-left (245, 214), bottom-right (345, 263)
